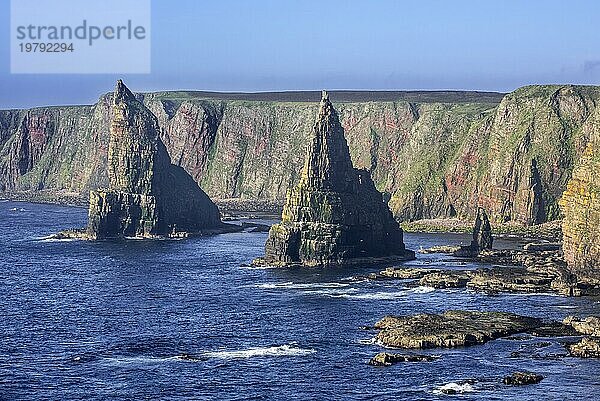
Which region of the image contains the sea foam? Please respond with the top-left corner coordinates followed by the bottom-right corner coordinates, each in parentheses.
top-left (432, 382), bottom-right (476, 395)
top-left (201, 343), bottom-right (316, 359)
top-left (255, 281), bottom-right (350, 290)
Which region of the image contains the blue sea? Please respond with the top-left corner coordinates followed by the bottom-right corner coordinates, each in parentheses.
top-left (1, 201), bottom-right (599, 400)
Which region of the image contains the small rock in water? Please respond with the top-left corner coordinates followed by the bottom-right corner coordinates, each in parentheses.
top-left (563, 315), bottom-right (600, 336)
top-left (372, 310), bottom-right (544, 349)
top-left (503, 372), bottom-right (544, 385)
top-left (419, 271), bottom-right (471, 288)
top-left (379, 267), bottom-right (440, 280)
top-left (567, 337), bottom-right (600, 358)
top-left (368, 352), bottom-right (437, 366)
top-left (418, 245), bottom-right (460, 254)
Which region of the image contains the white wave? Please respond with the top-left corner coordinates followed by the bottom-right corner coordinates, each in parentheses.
top-left (37, 236), bottom-right (80, 243)
top-left (358, 338), bottom-right (375, 345)
top-left (255, 281), bottom-right (350, 290)
top-left (9, 207), bottom-right (26, 212)
top-left (554, 305), bottom-right (578, 309)
top-left (103, 344), bottom-right (315, 365)
top-left (411, 286), bottom-right (436, 294)
top-left (319, 286), bottom-right (435, 300)
top-left (105, 355), bottom-right (181, 365)
top-left (202, 343), bottom-right (315, 359)
top-left (516, 292), bottom-right (561, 297)
top-left (239, 264), bottom-right (280, 270)
top-left (300, 288), bottom-right (360, 297)
top-left (433, 382), bottom-right (476, 395)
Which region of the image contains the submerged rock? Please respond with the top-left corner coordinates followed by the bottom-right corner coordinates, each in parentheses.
top-left (373, 310), bottom-right (543, 349)
top-left (85, 80), bottom-right (225, 239)
top-left (255, 91), bottom-right (414, 266)
top-left (368, 352), bottom-right (437, 366)
top-left (503, 372), bottom-right (544, 386)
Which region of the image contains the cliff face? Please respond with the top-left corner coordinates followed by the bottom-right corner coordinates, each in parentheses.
top-left (560, 107), bottom-right (600, 284)
top-left (1, 85), bottom-right (598, 225)
top-left (86, 81), bottom-right (221, 239)
top-left (261, 92), bottom-right (412, 266)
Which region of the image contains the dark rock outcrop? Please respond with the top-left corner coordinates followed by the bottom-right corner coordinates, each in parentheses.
top-left (503, 372), bottom-right (544, 386)
top-left (368, 352), bottom-right (437, 366)
top-left (372, 310), bottom-right (543, 349)
top-left (474, 207), bottom-right (493, 250)
top-left (86, 80), bottom-right (223, 239)
top-left (454, 207), bottom-right (493, 257)
top-left (255, 91), bottom-right (414, 266)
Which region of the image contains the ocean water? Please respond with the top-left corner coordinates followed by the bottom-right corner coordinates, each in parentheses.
top-left (1, 201), bottom-right (599, 400)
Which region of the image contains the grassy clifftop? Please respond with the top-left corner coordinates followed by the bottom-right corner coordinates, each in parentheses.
top-left (1, 86), bottom-right (598, 225)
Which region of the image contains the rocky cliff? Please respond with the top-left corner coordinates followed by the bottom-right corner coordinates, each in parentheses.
top-left (560, 106), bottom-right (600, 285)
top-left (1, 85), bottom-right (598, 225)
top-left (258, 91), bottom-right (413, 266)
top-left (86, 80), bottom-right (222, 239)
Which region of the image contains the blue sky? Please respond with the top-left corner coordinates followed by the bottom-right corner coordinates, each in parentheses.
top-left (1, 0), bottom-right (599, 108)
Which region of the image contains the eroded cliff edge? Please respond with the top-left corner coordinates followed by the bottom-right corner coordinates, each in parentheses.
top-left (560, 105), bottom-right (600, 285)
top-left (1, 85), bottom-right (598, 225)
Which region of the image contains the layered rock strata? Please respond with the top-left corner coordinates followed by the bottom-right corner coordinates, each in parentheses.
top-left (2, 85), bottom-right (600, 226)
top-left (86, 80), bottom-right (223, 239)
top-left (257, 91), bottom-right (414, 266)
top-left (560, 111), bottom-right (600, 285)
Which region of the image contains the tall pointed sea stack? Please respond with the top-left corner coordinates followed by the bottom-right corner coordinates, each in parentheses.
top-left (257, 91), bottom-right (414, 266)
top-left (560, 117), bottom-right (600, 285)
top-left (86, 80), bottom-right (222, 239)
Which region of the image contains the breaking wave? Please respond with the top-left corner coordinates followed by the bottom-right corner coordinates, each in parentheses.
top-left (201, 343), bottom-right (316, 359)
top-left (255, 281), bottom-right (350, 289)
top-left (432, 382), bottom-right (476, 395)
top-left (307, 286), bottom-right (435, 300)
top-left (102, 343), bottom-right (315, 365)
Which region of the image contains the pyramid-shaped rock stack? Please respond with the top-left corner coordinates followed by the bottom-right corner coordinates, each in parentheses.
top-left (86, 80), bottom-right (223, 239)
top-left (257, 91), bottom-right (415, 266)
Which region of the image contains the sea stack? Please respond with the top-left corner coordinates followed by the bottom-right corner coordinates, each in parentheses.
top-left (560, 123), bottom-right (600, 285)
top-left (86, 80), bottom-right (223, 239)
top-left (256, 91), bottom-right (414, 266)
top-left (473, 207), bottom-right (493, 251)
top-left (454, 207), bottom-right (493, 257)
